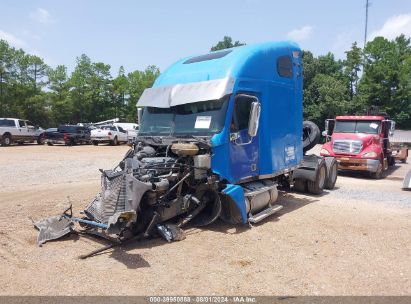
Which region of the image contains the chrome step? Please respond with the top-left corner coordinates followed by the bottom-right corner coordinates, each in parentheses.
top-left (248, 204), bottom-right (283, 223)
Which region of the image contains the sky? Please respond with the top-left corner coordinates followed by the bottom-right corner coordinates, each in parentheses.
top-left (1, 0), bottom-right (411, 75)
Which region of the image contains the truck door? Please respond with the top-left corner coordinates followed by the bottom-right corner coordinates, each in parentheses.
top-left (18, 120), bottom-right (30, 140)
top-left (229, 94), bottom-right (260, 182)
top-left (26, 121), bottom-right (37, 140)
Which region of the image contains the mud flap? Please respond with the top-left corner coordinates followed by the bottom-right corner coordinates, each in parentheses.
top-left (32, 216), bottom-right (74, 246)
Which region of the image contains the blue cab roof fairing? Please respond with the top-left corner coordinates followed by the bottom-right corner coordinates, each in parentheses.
top-left (150, 40), bottom-right (301, 87)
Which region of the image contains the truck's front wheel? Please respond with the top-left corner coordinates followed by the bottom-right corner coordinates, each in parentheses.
top-left (370, 159), bottom-right (383, 179)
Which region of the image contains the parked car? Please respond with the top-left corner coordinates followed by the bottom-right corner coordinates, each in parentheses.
top-left (0, 118), bottom-right (44, 146)
top-left (45, 125), bottom-right (91, 145)
top-left (113, 122), bottom-right (139, 145)
top-left (90, 125), bottom-right (128, 145)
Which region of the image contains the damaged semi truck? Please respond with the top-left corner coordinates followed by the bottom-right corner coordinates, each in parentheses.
top-left (36, 41), bottom-right (337, 246)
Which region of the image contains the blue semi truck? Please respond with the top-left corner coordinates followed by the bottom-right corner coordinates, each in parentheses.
top-left (35, 41), bottom-right (338, 246)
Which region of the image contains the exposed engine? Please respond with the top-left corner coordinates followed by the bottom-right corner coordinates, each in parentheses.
top-left (81, 139), bottom-right (222, 242)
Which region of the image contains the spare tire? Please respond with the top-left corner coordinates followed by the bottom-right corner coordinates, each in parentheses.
top-left (303, 121), bottom-right (321, 153)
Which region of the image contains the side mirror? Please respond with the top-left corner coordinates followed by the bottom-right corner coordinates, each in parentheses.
top-left (248, 101), bottom-right (261, 137)
top-left (390, 120), bottom-right (395, 132)
top-left (137, 108), bottom-right (143, 125)
top-left (324, 120), bottom-right (329, 135)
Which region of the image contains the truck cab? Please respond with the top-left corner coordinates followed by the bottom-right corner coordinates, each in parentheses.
top-left (320, 115), bottom-right (395, 178)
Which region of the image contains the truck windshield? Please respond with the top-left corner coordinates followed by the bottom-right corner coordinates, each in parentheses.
top-left (138, 97), bottom-right (229, 136)
top-left (334, 120), bottom-right (380, 134)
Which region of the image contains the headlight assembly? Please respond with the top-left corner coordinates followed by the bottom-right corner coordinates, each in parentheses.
top-left (362, 151), bottom-right (377, 158)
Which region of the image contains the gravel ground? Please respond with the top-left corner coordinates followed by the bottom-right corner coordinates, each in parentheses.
top-left (0, 144), bottom-right (410, 295)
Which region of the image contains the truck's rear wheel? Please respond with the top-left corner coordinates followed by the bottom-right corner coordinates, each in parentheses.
top-left (307, 162), bottom-right (326, 194)
top-left (293, 179), bottom-right (307, 192)
top-left (92, 141), bottom-right (98, 146)
top-left (324, 157), bottom-right (337, 190)
top-left (1, 134), bottom-right (12, 146)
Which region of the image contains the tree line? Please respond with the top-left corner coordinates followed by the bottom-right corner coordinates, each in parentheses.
top-left (0, 35), bottom-right (410, 129)
top-left (0, 40), bottom-right (159, 127)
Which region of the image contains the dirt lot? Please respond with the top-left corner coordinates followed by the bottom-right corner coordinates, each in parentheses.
top-left (0, 144), bottom-right (410, 295)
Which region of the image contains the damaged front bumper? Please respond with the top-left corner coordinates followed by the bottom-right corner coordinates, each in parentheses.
top-left (336, 157), bottom-right (380, 173)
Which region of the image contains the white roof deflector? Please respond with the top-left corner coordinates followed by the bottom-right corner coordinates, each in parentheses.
top-left (137, 77), bottom-right (235, 108)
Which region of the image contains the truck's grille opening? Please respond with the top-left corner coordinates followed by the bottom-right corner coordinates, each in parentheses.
top-left (333, 140), bottom-right (362, 154)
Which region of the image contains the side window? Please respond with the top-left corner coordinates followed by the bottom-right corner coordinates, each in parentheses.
top-left (0, 119), bottom-right (15, 127)
top-left (231, 95), bottom-right (254, 132)
top-left (118, 126), bottom-right (126, 133)
top-left (277, 55), bottom-right (292, 78)
top-left (18, 120), bottom-right (26, 128)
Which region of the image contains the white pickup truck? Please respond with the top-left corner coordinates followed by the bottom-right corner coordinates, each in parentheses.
top-left (113, 122), bottom-right (139, 145)
top-left (90, 125), bottom-right (128, 145)
top-left (0, 118), bottom-right (45, 146)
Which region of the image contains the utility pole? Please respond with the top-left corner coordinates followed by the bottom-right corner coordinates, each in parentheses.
top-left (364, 0), bottom-right (370, 47)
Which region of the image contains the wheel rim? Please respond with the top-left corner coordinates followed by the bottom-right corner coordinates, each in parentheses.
top-left (5, 138), bottom-right (10, 145)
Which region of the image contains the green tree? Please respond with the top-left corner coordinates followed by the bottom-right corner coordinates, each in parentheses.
top-left (112, 66), bottom-right (129, 119)
top-left (304, 74), bottom-right (350, 127)
top-left (48, 65), bottom-right (71, 124)
top-left (343, 42), bottom-right (362, 100)
top-left (129, 65), bottom-right (160, 121)
top-left (358, 35), bottom-right (411, 128)
top-left (210, 36), bottom-right (245, 51)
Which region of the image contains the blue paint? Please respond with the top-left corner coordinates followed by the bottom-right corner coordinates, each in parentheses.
top-left (154, 41), bottom-right (303, 184)
top-left (67, 216), bottom-right (109, 229)
top-left (222, 184), bottom-right (247, 224)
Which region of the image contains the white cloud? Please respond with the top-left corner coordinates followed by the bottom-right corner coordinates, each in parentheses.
top-left (330, 29), bottom-right (360, 58)
top-left (30, 8), bottom-right (53, 25)
top-left (370, 13), bottom-right (411, 40)
top-left (0, 30), bottom-right (26, 47)
top-left (287, 25), bottom-right (314, 42)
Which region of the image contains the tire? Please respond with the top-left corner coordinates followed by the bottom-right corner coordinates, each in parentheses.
top-left (111, 137), bottom-right (118, 146)
top-left (324, 157), bottom-right (338, 190)
top-left (92, 141), bottom-right (98, 146)
top-left (47, 142), bottom-right (53, 146)
top-left (307, 161), bottom-right (326, 194)
top-left (293, 179), bottom-right (307, 192)
top-left (1, 134), bottom-right (12, 146)
top-left (370, 158), bottom-right (383, 179)
top-left (37, 134), bottom-right (45, 145)
top-left (302, 121), bottom-right (321, 153)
